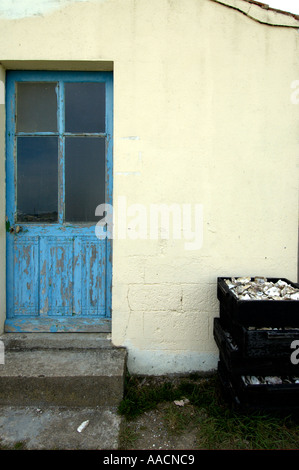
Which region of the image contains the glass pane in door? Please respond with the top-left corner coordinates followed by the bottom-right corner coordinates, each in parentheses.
top-left (17, 137), bottom-right (58, 222)
top-left (65, 137), bottom-right (106, 222)
top-left (16, 82), bottom-right (57, 133)
top-left (65, 82), bottom-right (106, 133)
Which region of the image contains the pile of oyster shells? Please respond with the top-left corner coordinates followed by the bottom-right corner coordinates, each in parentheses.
top-left (242, 375), bottom-right (299, 385)
top-left (224, 277), bottom-right (299, 301)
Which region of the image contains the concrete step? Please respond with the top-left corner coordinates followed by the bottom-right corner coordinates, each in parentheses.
top-left (0, 405), bottom-right (122, 450)
top-left (0, 333), bottom-right (127, 407)
top-left (0, 332), bottom-right (113, 350)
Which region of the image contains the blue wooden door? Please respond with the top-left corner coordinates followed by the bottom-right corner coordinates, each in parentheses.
top-left (5, 71), bottom-right (113, 332)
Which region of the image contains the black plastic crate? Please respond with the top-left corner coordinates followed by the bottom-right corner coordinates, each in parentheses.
top-left (216, 312), bottom-right (299, 359)
top-left (213, 318), bottom-right (299, 375)
top-left (217, 277), bottom-right (299, 328)
top-left (218, 359), bottom-right (299, 412)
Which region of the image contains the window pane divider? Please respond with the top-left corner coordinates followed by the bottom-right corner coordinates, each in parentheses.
top-left (57, 81), bottom-right (64, 225)
top-left (15, 132), bottom-right (59, 136)
top-left (15, 132), bottom-right (107, 137)
top-left (64, 133), bottom-right (107, 137)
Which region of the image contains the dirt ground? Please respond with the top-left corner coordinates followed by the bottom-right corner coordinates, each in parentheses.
top-left (119, 402), bottom-right (202, 450)
top-left (118, 375), bottom-right (210, 450)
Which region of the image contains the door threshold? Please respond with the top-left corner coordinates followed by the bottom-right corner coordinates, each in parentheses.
top-left (4, 317), bottom-right (111, 333)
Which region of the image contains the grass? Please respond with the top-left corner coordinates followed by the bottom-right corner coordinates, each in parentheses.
top-left (0, 439), bottom-right (27, 450)
top-left (118, 375), bottom-right (185, 419)
top-left (118, 373), bottom-right (299, 450)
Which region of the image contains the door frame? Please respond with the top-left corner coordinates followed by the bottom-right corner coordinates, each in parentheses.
top-left (5, 70), bottom-right (113, 332)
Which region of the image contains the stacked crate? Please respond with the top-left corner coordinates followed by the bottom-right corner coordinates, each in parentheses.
top-left (214, 277), bottom-right (299, 413)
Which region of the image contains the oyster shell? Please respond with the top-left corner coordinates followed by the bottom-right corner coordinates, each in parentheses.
top-left (264, 287), bottom-right (281, 297)
top-left (265, 376), bottom-right (282, 385)
top-left (254, 276), bottom-right (267, 284)
top-left (242, 375), bottom-right (260, 385)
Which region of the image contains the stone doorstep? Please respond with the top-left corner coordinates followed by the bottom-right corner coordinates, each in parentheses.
top-left (0, 332), bottom-right (114, 350)
top-left (0, 333), bottom-right (127, 407)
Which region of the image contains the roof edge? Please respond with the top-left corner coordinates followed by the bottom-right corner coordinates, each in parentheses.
top-left (211, 0), bottom-right (299, 27)
top-left (243, 0), bottom-right (299, 20)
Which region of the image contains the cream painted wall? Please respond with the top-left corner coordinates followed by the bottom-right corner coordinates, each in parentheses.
top-left (0, 0), bottom-right (298, 373)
